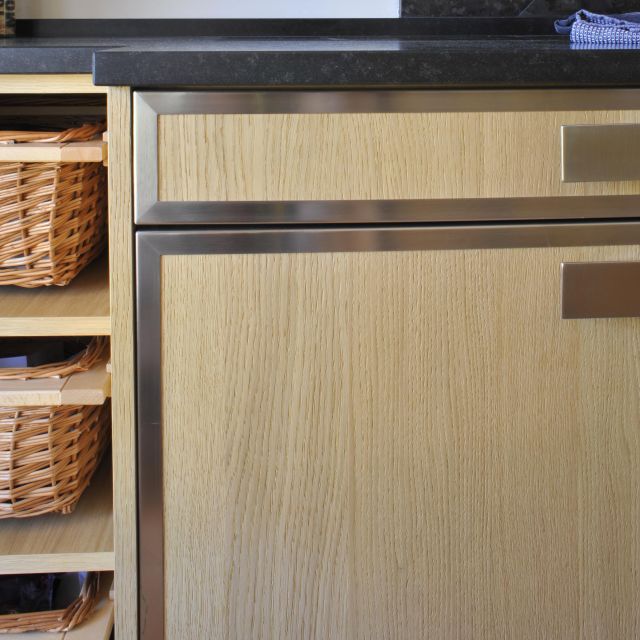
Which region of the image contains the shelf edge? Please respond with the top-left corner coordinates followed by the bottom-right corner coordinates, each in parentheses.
top-left (0, 551), bottom-right (114, 575)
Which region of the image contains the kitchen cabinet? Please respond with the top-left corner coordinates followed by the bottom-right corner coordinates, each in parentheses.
top-left (133, 90), bottom-right (640, 639)
top-left (0, 75), bottom-right (114, 639)
top-left (137, 227), bottom-right (640, 640)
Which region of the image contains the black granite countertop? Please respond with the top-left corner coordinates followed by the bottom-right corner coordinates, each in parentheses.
top-left (92, 36), bottom-right (640, 88)
top-left (2, 19), bottom-right (640, 88)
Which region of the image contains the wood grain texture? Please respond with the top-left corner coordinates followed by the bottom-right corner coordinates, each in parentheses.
top-left (0, 74), bottom-right (106, 94)
top-left (158, 110), bottom-right (640, 202)
top-left (0, 460), bottom-right (113, 575)
top-left (0, 141), bottom-right (105, 163)
top-left (0, 357), bottom-right (111, 406)
top-left (60, 357), bottom-right (111, 405)
top-left (161, 244), bottom-right (640, 640)
top-left (0, 257), bottom-right (110, 337)
top-left (0, 376), bottom-right (65, 406)
top-left (107, 86), bottom-right (137, 640)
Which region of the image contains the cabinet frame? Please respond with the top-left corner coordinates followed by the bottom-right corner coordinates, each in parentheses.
top-left (133, 89), bottom-right (640, 226)
top-left (136, 221), bottom-right (640, 640)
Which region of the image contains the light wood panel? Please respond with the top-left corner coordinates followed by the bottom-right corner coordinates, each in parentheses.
top-left (0, 257), bottom-right (110, 337)
top-left (0, 74), bottom-right (106, 94)
top-left (0, 140), bottom-right (105, 163)
top-left (158, 110), bottom-right (640, 202)
top-left (0, 376), bottom-right (65, 406)
top-left (64, 574), bottom-right (115, 640)
top-left (107, 86), bottom-right (137, 640)
top-left (0, 357), bottom-right (111, 406)
top-left (161, 244), bottom-right (640, 639)
top-left (60, 357), bottom-right (111, 405)
top-left (0, 460), bottom-right (113, 575)
top-left (0, 573), bottom-right (114, 640)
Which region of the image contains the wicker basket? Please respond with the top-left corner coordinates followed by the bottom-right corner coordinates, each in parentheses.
top-left (0, 122), bottom-right (107, 288)
top-left (0, 336), bottom-right (108, 381)
top-left (0, 573), bottom-right (99, 634)
top-left (0, 402), bottom-right (110, 519)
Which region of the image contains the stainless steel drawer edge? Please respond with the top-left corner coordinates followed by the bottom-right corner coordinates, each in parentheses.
top-left (136, 196), bottom-right (640, 226)
top-left (135, 90), bottom-right (640, 225)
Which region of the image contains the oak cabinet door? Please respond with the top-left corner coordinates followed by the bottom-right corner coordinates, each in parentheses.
top-left (138, 229), bottom-right (640, 640)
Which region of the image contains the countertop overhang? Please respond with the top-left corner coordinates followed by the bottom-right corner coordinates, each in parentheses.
top-left (2, 19), bottom-right (640, 88)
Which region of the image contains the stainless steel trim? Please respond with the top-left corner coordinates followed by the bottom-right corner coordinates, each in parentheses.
top-left (561, 261), bottom-right (640, 319)
top-left (137, 196), bottom-right (640, 226)
top-left (134, 89), bottom-right (640, 224)
top-left (139, 89), bottom-right (640, 116)
top-left (137, 221), bottom-right (640, 639)
top-left (134, 92), bottom-right (160, 222)
top-left (562, 124), bottom-right (640, 183)
top-left (136, 234), bottom-right (164, 640)
top-left (140, 223), bottom-right (640, 258)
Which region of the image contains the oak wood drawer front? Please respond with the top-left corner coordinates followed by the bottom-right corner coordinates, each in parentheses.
top-left (135, 90), bottom-right (640, 223)
top-left (160, 111), bottom-right (640, 201)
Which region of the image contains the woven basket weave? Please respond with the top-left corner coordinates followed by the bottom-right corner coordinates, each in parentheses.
top-left (0, 122), bottom-right (106, 288)
top-left (0, 572), bottom-right (99, 634)
top-left (0, 336), bottom-right (108, 381)
top-left (0, 402), bottom-right (110, 519)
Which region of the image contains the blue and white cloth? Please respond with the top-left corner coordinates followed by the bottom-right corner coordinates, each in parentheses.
top-left (555, 10), bottom-right (640, 46)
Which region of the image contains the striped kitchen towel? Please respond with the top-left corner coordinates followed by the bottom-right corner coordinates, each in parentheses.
top-left (555, 10), bottom-right (640, 46)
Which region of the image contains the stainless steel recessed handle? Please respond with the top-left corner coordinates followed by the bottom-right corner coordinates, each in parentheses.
top-left (561, 124), bottom-right (640, 183)
top-left (561, 261), bottom-right (640, 319)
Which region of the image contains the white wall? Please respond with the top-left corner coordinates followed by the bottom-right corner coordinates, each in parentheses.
top-left (17, 0), bottom-right (399, 19)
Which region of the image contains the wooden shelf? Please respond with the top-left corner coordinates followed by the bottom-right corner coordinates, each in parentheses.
top-left (0, 357), bottom-right (111, 406)
top-left (0, 572), bottom-right (114, 640)
top-left (0, 140), bottom-right (106, 163)
top-left (0, 257), bottom-right (110, 337)
top-left (0, 459), bottom-right (114, 575)
top-left (0, 74), bottom-right (107, 95)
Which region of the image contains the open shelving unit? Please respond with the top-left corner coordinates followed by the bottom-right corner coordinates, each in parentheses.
top-left (0, 82), bottom-right (114, 639)
top-left (0, 256), bottom-right (110, 337)
top-left (0, 459), bottom-right (114, 575)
